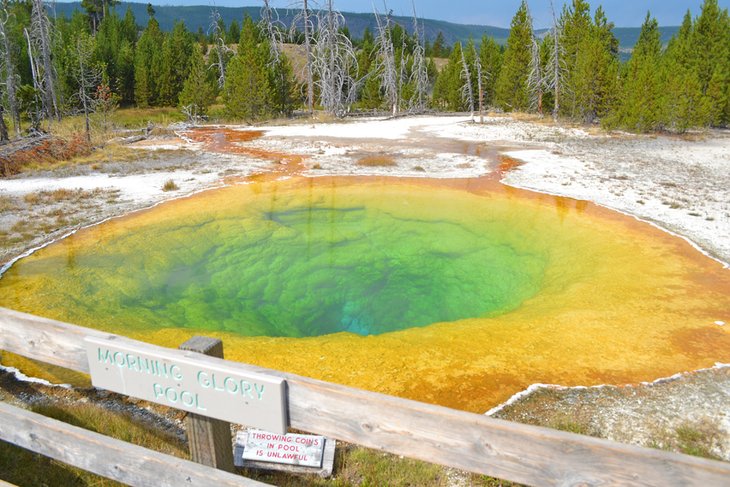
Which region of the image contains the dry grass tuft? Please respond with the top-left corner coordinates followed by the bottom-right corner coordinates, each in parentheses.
top-left (357, 155), bottom-right (396, 167)
top-left (0, 195), bottom-right (18, 213)
top-left (69, 144), bottom-right (142, 166)
top-left (162, 179), bottom-right (179, 192)
top-left (23, 188), bottom-right (111, 207)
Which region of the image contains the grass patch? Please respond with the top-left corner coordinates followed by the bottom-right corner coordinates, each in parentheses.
top-left (23, 188), bottom-right (112, 207)
top-left (243, 443), bottom-right (527, 486)
top-left (649, 419), bottom-right (724, 460)
top-left (242, 444), bottom-right (448, 486)
top-left (111, 107), bottom-right (186, 129)
top-left (69, 144), bottom-right (143, 166)
top-left (549, 418), bottom-right (594, 436)
top-left (0, 439), bottom-right (91, 486)
top-left (31, 403), bottom-right (186, 455)
top-left (162, 179), bottom-right (179, 192)
top-left (357, 155), bottom-right (396, 167)
top-left (0, 195), bottom-right (18, 213)
top-left (340, 447), bottom-right (447, 486)
top-left (674, 421), bottom-right (723, 460)
top-left (10, 219), bottom-right (30, 234)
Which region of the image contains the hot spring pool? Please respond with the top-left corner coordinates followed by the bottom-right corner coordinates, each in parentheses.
top-left (1, 177), bottom-right (728, 411)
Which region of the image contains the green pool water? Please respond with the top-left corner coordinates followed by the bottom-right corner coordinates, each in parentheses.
top-left (0, 180), bottom-right (547, 337)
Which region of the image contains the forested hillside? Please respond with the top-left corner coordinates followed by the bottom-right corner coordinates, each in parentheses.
top-left (0, 0), bottom-right (728, 142)
top-left (50, 2), bottom-right (680, 50)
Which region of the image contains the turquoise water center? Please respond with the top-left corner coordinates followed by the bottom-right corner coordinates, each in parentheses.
top-left (1, 179), bottom-right (546, 337)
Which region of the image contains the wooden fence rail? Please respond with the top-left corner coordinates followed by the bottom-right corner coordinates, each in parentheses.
top-left (1, 307), bottom-right (729, 487)
top-left (0, 401), bottom-right (267, 487)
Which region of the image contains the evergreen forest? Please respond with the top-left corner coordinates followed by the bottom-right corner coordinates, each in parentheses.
top-left (0, 0), bottom-right (729, 141)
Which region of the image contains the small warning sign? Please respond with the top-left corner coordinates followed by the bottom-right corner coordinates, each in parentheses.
top-left (240, 429), bottom-right (325, 468)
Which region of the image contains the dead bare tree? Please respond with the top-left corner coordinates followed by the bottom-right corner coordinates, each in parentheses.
top-left (527, 37), bottom-right (544, 116)
top-left (208, 9), bottom-right (231, 89)
top-left (408, 0), bottom-right (429, 114)
top-left (471, 43), bottom-right (485, 123)
top-left (73, 35), bottom-right (101, 142)
top-left (260, 0), bottom-right (284, 64)
top-left (23, 28), bottom-right (44, 129)
top-left (398, 34), bottom-right (408, 111)
top-left (312, 0), bottom-right (358, 117)
top-left (545, 0), bottom-right (567, 121)
top-left (373, 3), bottom-right (398, 116)
top-left (28, 0), bottom-right (60, 123)
top-left (460, 44), bottom-right (475, 118)
top-left (0, 1), bottom-right (21, 136)
top-left (291, 0), bottom-right (316, 115)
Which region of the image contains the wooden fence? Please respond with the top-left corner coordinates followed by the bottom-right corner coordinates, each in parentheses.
top-left (1, 306), bottom-right (729, 486)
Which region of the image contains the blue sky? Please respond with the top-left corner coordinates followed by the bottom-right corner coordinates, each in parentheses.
top-left (60, 1), bottom-right (730, 28)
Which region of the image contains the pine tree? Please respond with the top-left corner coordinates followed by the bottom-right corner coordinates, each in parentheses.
top-left (95, 10), bottom-right (135, 104)
top-left (356, 29), bottom-right (383, 110)
top-left (268, 52), bottom-right (299, 117)
top-left (134, 17), bottom-right (163, 107)
top-left (571, 7), bottom-right (620, 123)
top-left (479, 35), bottom-right (502, 107)
top-left (559, 0), bottom-right (591, 118)
top-left (179, 43), bottom-right (215, 122)
top-left (606, 12), bottom-right (662, 132)
top-left (53, 12), bottom-right (92, 111)
top-left (224, 16), bottom-right (269, 120)
top-left (431, 31), bottom-right (445, 57)
top-left (494, 0), bottom-right (533, 112)
top-left (691, 0), bottom-right (730, 126)
top-left (227, 19), bottom-right (241, 45)
top-left (660, 11), bottom-right (706, 131)
top-left (115, 40), bottom-right (135, 105)
top-left (158, 21), bottom-right (194, 107)
top-left (432, 41), bottom-right (465, 111)
top-left (120, 7), bottom-right (137, 44)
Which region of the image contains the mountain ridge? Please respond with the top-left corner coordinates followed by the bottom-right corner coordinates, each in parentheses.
top-left (51, 2), bottom-right (679, 50)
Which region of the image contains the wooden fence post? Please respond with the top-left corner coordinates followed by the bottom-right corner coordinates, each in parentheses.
top-left (179, 336), bottom-right (235, 472)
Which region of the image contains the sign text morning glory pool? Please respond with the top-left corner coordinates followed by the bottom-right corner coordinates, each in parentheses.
top-left (84, 336), bottom-right (287, 433)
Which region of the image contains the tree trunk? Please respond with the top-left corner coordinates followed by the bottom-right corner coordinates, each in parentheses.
top-left (0, 7), bottom-right (21, 136)
top-left (32, 0), bottom-right (60, 122)
top-left (303, 0), bottom-right (314, 115)
top-left (551, 0), bottom-right (560, 122)
top-left (79, 65), bottom-right (91, 143)
top-left (479, 89), bottom-right (484, 124)
top-left (0, 106), bottom-right (8, 143)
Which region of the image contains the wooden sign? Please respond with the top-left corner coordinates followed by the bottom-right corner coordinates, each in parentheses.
top-left (240, 429), bottom-right (325, 467)
top-left (84, 336), bottom-right (287, 433)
